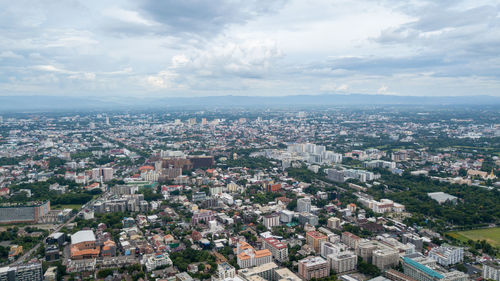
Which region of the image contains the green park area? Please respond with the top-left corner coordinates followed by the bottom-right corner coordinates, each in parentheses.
top-left (51, 204), bottom-right (82, 210)
top-left (448, 227), bottom-right (500, 248)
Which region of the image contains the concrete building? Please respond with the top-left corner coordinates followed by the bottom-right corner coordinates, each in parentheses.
top-left (327, 217), bottom-right (341, 229)
top-left (402, 257), bottom-right (468, 281)
top-left (297, 198), bottom-right (312, 213)
top-left (192, 209), bottom-right (215, 224)
top-left (263, 214), bottom-right (280, 230)
top-left (70, 230), bottom-right (99, 260)
top-left (306, 231), bottom-right (328, 253)
top-left (236, 242), bottom-right (273, 268)
top-left (402, 233), bottom-right (424, 251)
top-left (428, 245), bottom-right (463, 266)
top-left (279, 210), bottom-right (294, 223)
top-left (483, 262), bottom-right (500, 281)
top-left (262, 237), bottom-right (288, 262)
top-left (213, 262), bottom-right (236, 281)
top-left (320, 242), bottom-right (343, 259)
top-left (373, 248), bottom-right (399, 270)
top-left (327, 252), bottom-right (357, 274)
top-left (298, 213), bottom-right (319, 226)
top-left (0, 263), bottom-right (43, 281)
top-left (342, 232), bottom-right (361, 250)
top-left (238, 262), bottom-right (278, 281)
top-left (298, 256), bottom-right (330, 281)
top-left (0, 201), bottom-right (50, 224)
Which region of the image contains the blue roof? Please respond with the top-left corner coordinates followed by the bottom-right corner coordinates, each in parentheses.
top-left (403, 257), bottom-right (443, 279)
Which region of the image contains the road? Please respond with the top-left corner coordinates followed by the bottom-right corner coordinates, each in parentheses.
top-left (10, 195), bottom-right (102, 266)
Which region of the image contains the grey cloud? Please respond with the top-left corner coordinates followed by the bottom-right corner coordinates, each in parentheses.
top-left (138, 0), bottom-right (287, 36)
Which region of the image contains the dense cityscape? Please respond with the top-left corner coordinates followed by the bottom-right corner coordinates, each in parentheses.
top-left (0, 107), bottom-right (499, 281)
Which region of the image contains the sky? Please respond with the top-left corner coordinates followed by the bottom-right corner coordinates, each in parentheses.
top-left (1, 0), bottom-right (500, 97)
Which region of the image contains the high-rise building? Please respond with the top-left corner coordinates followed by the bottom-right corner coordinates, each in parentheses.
top-left (92, 167), bottom-right (114, 182)
top-left (297, 198), bottom-right (311, 213)
top-left (236, 241), bottom-right (272, 268)
top-left (105, 116), bottom-right (110, 125)
top-left (280, 210), bottom-right (294, 223)
top-left (262, 237), bottom-right (288, 262)
top-left (327, 252), bottom-right (357, 274)
top-left (483, 262), bottom-right (500, 281)
top-left (373, 248), bottom-right (399, 270)
top-left (320, 241), bottom-right (343, 259)
top-left (342, 232), bottom-right (361, 250)
top-left (263, 213), bottom-right (280, 229)
top-left (428, 245), bottom-right (463, 266)
top-left (327, 217), bottom-right (341, 229)
top-left (298, 256), bottom-right (330, 280)
top-left (306, 231), bottom-right (328, 253)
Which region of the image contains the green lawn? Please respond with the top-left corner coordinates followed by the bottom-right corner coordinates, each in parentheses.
top-left (51, 204), bottom-right (82, 210)
top-left (449, 227), bottom-right (500, 248)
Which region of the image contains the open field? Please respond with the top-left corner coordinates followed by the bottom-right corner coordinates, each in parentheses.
top-left (51, 204), bottom-right (82, 210)
top-left (448, 227), bottom-right (500, 248)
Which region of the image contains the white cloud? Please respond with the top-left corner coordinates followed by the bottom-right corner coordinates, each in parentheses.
top-left (103, 8), bottom-right (157, 26)
top-left (0, 0), bottom-right (499, 97)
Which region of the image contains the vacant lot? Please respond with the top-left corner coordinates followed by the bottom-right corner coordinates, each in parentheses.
top-left (449, 227), bottom-right (500, 248)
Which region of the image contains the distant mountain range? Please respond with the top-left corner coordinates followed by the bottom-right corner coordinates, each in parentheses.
top-left (1, 94), bottom-right (500, 112)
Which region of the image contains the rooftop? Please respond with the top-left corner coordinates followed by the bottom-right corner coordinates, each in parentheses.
top-left (71, 230), bottom-right (96, 245)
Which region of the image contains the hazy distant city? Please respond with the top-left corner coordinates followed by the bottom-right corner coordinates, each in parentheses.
top-left (0, 106), bottom-right (499, 281)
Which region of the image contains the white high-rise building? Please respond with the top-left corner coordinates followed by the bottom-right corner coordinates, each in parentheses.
top-left (429, 244), bottom-right (464, 266)
top-left (483, 262), bottom-right (500, 281)
top-left (327, 252), bottom-right (357, 274)
top-left (297, 198), bottom-right (311, 213)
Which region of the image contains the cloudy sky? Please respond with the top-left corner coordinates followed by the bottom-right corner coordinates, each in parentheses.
top-left (1, 0), bottom-right (499, 97)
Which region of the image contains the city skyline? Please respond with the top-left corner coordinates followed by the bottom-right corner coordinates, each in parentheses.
top-left (1, 0), bottom-right (500, 98)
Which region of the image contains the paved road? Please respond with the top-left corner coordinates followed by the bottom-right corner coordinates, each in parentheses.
top-left (10, 196), bottom-right (102, 266)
